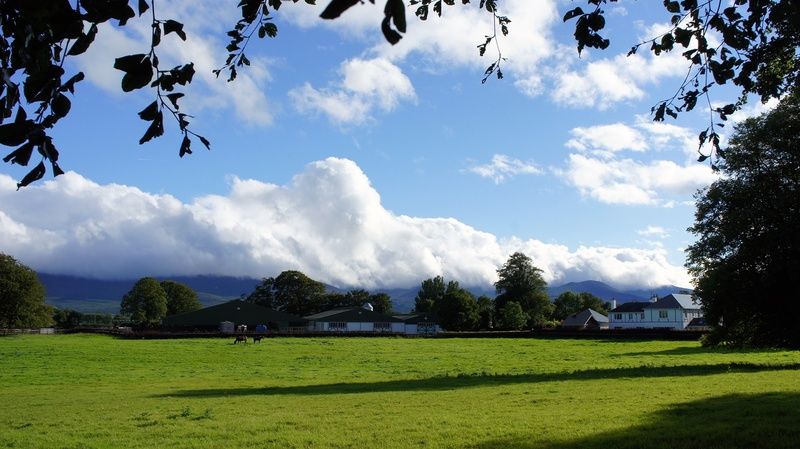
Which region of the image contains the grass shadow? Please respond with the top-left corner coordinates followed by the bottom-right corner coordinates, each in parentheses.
top-left (471, 392), bottom-right (800, 449)
top-left (154, 362), bottom-right (800, 398)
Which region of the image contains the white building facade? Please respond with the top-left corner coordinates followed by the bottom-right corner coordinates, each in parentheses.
top-left (609, 294), bottom-right (702, 330)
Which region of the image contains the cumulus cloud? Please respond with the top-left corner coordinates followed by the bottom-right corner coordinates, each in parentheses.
top-left (556, 118), bottom-right (717, 205)
top-left (637, 226), bottom-right (669, 238)
top-left (0, 159), bottom-right (688, 289)
top-left (290, 58), bottom-right (416, 124)
top-left (464, 154), bottom-right (543, 184)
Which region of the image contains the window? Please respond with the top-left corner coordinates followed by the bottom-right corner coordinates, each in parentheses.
top-left (658, 310), bottom-right (669, 319)
top-left (328, 322), bottom-right (347, 331)
top-left (640, 313), bottom-right (645, 320)
top-left (628, 313), bottom-right (633, 320)
top-left (374, 322), bottom-right (391, 331)
top-left (614, 313), bottom-right (623, 320)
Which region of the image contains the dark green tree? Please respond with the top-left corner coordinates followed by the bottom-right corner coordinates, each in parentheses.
top-left (368, 292), bottom-right (393, 314)
top-left (120, 277), bottom-right (168, 326)
top-left (271, 270), bottom-right (327, 316)
top-left (476, 294), bottom-right (494, 330)
top-left (246, 277), bottom-right (276, 308)
top-left (0, 253), bottom-right (52, 328)
top-left (160, 280), bottom-right (201, 316)
top-left (495, 252), bottom-right (553, 327)
top-left (414, 275), bottom-right (446, 314)
top-left (52, 308), bottom-right (82, 328)
top-left (438, 281), bottom-right (479, 331)
top-left (497, 301), bottom-right (527, 331)
top-left (686, 91), bottom-right (800, 348)
top-left (552, 291), bottom-right (608, 321)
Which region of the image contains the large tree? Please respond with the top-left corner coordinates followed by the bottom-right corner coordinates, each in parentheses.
top-left (495, 252), bottom-right (552, 327)
top-left (552, 291), bottom-right (608, 321)
top-left (686, 91), bottom-right (800, 348)
top-left (437, 281), bottom-right (479, 331)
top-left (246, 270), bottom-right (327, 316)
top-left (160, 280), bottom-right (201, 316)
top-left (120, 277), bottom-right (168, 326)
top-left (3, 1), bottom-right (797, 186)
top-left (0, 253), bottom-right (52, 328)
top-left (413, 275), bottom-right (446, 314)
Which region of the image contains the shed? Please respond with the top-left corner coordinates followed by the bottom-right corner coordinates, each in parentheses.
top-left (393, 313), bottom-right (441, 334)
top-left (561, 308), bottom-right (609, 330)
top-left (162, 300), bottom-right (306, 331)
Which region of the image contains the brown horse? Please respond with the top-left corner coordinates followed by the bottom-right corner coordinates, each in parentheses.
top-left (233, 335), bottom-right (247, 344)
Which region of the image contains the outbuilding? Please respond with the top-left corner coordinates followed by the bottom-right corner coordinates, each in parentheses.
top-left (162, 300), bottom-right (306, 331)
top-left (305, 307), bottom-right (404, 333)
top-left (561, 308), bottom-right (609, 330)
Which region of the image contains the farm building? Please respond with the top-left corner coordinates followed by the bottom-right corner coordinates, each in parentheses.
top-left (305, 306), bottom-right (405, 333)
top-left (561, 308), bottom-right (609, 330)
top-left (608, 294), bottom-right (703, 330)
top-left (161, 300), bottom-right (306, 331)
top-left (393, 313), bottom-right (441, 335)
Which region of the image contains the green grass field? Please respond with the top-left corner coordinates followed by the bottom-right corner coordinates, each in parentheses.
top-left (1, 335), bottom-right (799, 449)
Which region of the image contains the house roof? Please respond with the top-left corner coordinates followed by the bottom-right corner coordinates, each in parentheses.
top-left (687, 317), bottom-right (708, 327)
top-left (646, 294), bottom-right (701, 310)
top-left (392, 313), bottom-right (438, 324)
top-left (162, 300), bottom-right (306, 327)
top-left (562, 308), bottom-right (609, 327)
top-left (610, 301), bottom-right (651, 313)
top-left (305, 307), bottom-right (403, 323)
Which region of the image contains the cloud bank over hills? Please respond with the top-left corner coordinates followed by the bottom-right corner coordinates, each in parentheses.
top-left (0, 158), bottom-right (689, 289)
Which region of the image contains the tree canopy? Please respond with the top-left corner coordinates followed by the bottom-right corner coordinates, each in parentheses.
top-left (495, 252), bottom-right (552, 326)
top-left (3, 0), bottom-right (797, 186)
top-left (437, 280), bottom-right (479, 331)
top-left (552, 291), bottom-right (608, 321)
top-left (686, 90), bottom-right (800, 348)
top-left (0, 253), bottom-right (52, 328)
top-left (160, 280), bottom-right (201, 316)
top-left (120, 276), bottom-right (168, 326)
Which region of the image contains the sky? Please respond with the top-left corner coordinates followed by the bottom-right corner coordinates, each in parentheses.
top-left (0, 0), bottom-right (774, 290)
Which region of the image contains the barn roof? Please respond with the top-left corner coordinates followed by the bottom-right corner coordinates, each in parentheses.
top-left (393, 313), bottom-right (438, 324)
top-left (162, 300), bottom-right (306, 327)
top-left (562, 308), bottom-right (609, 327)
top-left (305, 307), bottom-right (402, 323)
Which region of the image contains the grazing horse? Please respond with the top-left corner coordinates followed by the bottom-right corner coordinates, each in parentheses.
top-left (252, 335), bottom-right (263, 343)
top-left (233, 335), bottom-right (247, 344)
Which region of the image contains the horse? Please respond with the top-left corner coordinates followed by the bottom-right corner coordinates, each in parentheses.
top-left (252, 335), bottom-right (263, 343)
top-left (233, 335), bottom-right (247, 344)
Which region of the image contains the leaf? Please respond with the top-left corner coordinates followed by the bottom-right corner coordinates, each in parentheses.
top-left (51, 93), bottom-right (72, 118)
top-left (67, 24), bottom-right (98, 56)
top-left (387, 0), bottom-right (406, 33)
top-left (138, 101), bottom-right (159, 121)
top-left (51, 160), bottom-right (65, 176)
top-left (60, 72), bottom-right (85, 94)
top-left (3, 142), bottom-right (35, 166)
top-left (139, 111), bottom-right (164, 144)
top-left (138, 0), bottom-right (150, 16)
top-left (198, 135), bottom-right (211, 150)
top-left (179, 135), bottom-right (192, 157)
top-left (563, 7), bottom-right (584, 22)
top-left (0, 121), bottom-right (34, 146)
top-left (320, 0), bottom-right (360, 19)
top-left (166, 93), bottom-right (184, 109)
top-left (17, 161), bottom-right (46, 190)
top-left (114, 54), bottom-right (153, 92)
top-left (381, 16), bottom-right (402, 45)
top-left (697, 154), bottom-right (709, 162)
top-left (163, 20), bottom-right (187, 41)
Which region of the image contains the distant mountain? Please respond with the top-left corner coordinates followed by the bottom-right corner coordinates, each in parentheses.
top-left (40, 273), bottom-right (261, 314)
top-left (38, 272), bottom-right (692, 314)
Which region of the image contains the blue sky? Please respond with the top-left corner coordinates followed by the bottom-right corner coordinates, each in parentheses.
top-left (0, 0), bottom-right (773, 289)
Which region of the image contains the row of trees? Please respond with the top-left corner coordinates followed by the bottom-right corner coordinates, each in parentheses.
top-left (244, 270), bottom-right (392, 316)
top-left (120, 278), bottom-right (202, 326)
top-left (413, 252), bottom-right (609, 331)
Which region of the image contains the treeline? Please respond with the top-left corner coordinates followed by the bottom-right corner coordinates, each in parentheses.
top-left (412, 252), bottom-right (610, 331)
top-left (244, 270), bottom-right (392, 316)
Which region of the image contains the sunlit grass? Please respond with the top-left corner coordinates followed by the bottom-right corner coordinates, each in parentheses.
top-left (1, 335), bottom-right (798, 448)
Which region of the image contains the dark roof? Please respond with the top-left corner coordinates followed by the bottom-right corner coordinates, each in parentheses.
top-left (305, 307), bottom-right (402, 323)
top-left (562, 308), bottom-right (608, 327)
top-left (393, 313), bottom-right (438, 324)
top-left (610, 301), bottom-right (651, 313)
top-left (687, 317), bottom-right (708, 327)
top-left (646, 293), bottom-right (701, 310)
top-left (162, 300), bottom-right (306, 327)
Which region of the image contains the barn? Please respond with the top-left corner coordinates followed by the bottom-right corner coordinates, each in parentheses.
top-left (161, 300), bottom-right (306, 331)
top-left (305, 307), bottom-right (405, 333)
top-left (561, 308), bottom-right (609, 330)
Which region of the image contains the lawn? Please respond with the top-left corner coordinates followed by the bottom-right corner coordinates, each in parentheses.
top-left (1, 335), bottom-right (798, 449)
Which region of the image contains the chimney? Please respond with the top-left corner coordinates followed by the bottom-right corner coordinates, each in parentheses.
top-left (650, 294), bottom-right (659, 303)
top-left (610, 299), bottom-right (617, 310)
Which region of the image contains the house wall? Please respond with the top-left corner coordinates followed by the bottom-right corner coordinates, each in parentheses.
top-left (609, 308), bottom-right (702, 330)
top-left (405, 324), bottom-right (418, 335)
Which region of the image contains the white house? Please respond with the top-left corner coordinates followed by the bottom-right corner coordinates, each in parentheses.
top-left (609, 294), bottom-right (702, 330)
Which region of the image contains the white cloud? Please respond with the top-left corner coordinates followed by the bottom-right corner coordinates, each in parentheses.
top-left (566, 123), bottom-right (647, 154)
top-left (464, 154), bottom-right (543, 184)
top-left (637, 226), bottom-right (669, 238)
top-left (0, 159), bottom-right (689, 289)
top-left (290, 58), bottom-right (416, 124)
